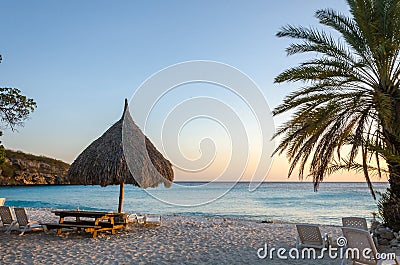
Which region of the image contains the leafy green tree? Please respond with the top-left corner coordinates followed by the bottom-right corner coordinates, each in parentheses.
top-left (0, 87), bottom-right (37, 130)
top-left (273, 0), bottom-right (400, 229)
top-left (0, 55), bottom-right (37, 166)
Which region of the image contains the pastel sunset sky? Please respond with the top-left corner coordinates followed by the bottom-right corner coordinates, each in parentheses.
top-left (0, 0), bottom-right (383, 183)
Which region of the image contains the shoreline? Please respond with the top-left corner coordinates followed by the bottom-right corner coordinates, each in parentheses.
top-left (14, 206), bottom-right (346, 227)
top-left (1, 207), bottom-right (398, 264)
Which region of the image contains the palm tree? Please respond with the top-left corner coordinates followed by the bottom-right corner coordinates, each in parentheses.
top-left (273, 0), bottom-right (400, 229)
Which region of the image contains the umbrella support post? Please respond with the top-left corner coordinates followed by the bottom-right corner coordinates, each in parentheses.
top-left (118, 183), bottom-right (124, 213)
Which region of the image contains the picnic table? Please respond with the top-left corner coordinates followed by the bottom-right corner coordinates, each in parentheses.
top-left (42, 210), bottom-right (126, 238)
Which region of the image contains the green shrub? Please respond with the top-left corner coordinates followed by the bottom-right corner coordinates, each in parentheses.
top-left (1, 163), bottom-right (15, 178)
top-left (378, 190), bottom-right (400, 231)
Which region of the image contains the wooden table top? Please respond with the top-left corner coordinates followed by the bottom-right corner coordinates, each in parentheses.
top-left (52, 210), bottom-right (124, 218)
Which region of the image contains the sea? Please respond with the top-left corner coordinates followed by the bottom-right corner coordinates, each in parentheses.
top-left (0, 182), bottom-right (388, 226)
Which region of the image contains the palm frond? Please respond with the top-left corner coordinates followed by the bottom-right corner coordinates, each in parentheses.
top-left (274, 0), bottom-right (400, 199)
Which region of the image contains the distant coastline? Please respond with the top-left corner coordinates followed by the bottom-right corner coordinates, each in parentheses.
top-left (0, 149), bottom-right (388, 186)
top-left (0, 149), bottom-right (69, 185)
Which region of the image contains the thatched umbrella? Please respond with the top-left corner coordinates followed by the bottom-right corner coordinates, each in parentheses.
top-left (68, 99), bottom-right (174, 213)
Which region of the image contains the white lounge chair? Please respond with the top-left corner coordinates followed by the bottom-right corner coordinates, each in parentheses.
top-left (127, 214), bottom-right (161, 226)
top-left (127, 213), bottom-right (145, 224)
top-left (144, 215), bottom-right (161, 226)
top-left (0, 206), bottom-right (18, 234)
top-left (0, 198), bottom-right (5, 206)
top-left (342, 216), bottom-right (379, 246)
top-left (296, 224), bottom-right (330, 249)
top-left (342, 217), bottom-right (368, 231)
top-left (14, 207), bottom-right (43, 236)
top-left (341, 227), bottom-right (400, 265)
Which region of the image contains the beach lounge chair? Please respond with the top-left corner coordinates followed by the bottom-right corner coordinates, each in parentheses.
top-left (127, 213), bottom-right (161, 226)
top-left (14, 207), bottom-right (43, 236)
top-left (295, 224), bottom-right (330, 249)
top-left (341, 227), bottom-right (400, 265)
top-left (127, 213), bottom-right (145, 224)
top-left (0, 198), bottom-right (5, 206)
top-left (342, 217), bottom-right (368, 231)
top-left (342, 217), bottom-right (379, 246)
top-left (0, 206), bottom-right (18, 234)
top-left (144, 214), bottom-right (161, 226)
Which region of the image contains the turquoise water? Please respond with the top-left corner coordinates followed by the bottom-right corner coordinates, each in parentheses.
top-left (0, 182), bottom-right (387, 225)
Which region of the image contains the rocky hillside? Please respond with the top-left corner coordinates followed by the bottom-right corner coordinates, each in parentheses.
top-left (0, 150), bottom-right (70, 185)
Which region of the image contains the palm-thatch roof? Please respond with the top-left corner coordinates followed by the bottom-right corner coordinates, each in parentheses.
top-left (68, 99), bottom-right (174, 188)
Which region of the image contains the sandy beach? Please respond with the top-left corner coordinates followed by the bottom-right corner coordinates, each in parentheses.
top-left (0, 208), bottom-right (397, 265)
top-left (2, 0), bottom-right (400, 264)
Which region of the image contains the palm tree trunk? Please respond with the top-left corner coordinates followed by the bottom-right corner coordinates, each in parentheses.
top-left (380, 164), bottom-right (400, 231)
top-left (388, 164), bottom-right (400, 196)
top-left (381, 94), bottom-right (400, 197)
top-left (379, 97), bottom-right (400, 230)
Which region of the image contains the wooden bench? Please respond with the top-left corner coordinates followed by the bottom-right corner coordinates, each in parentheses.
top-left (41, 223), bottom-right (102, 237)
top-left (62, 220), bottom-right (115, 229)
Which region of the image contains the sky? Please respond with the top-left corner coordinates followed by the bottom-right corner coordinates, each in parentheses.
top-left (0, 0), bottom-right (382, 183)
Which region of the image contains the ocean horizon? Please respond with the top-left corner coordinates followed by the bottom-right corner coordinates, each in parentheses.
top-left (0, 181), bottom-right (387, 226)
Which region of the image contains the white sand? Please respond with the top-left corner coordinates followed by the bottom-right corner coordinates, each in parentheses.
top-left (0, 208), bottom-right (399, 264)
